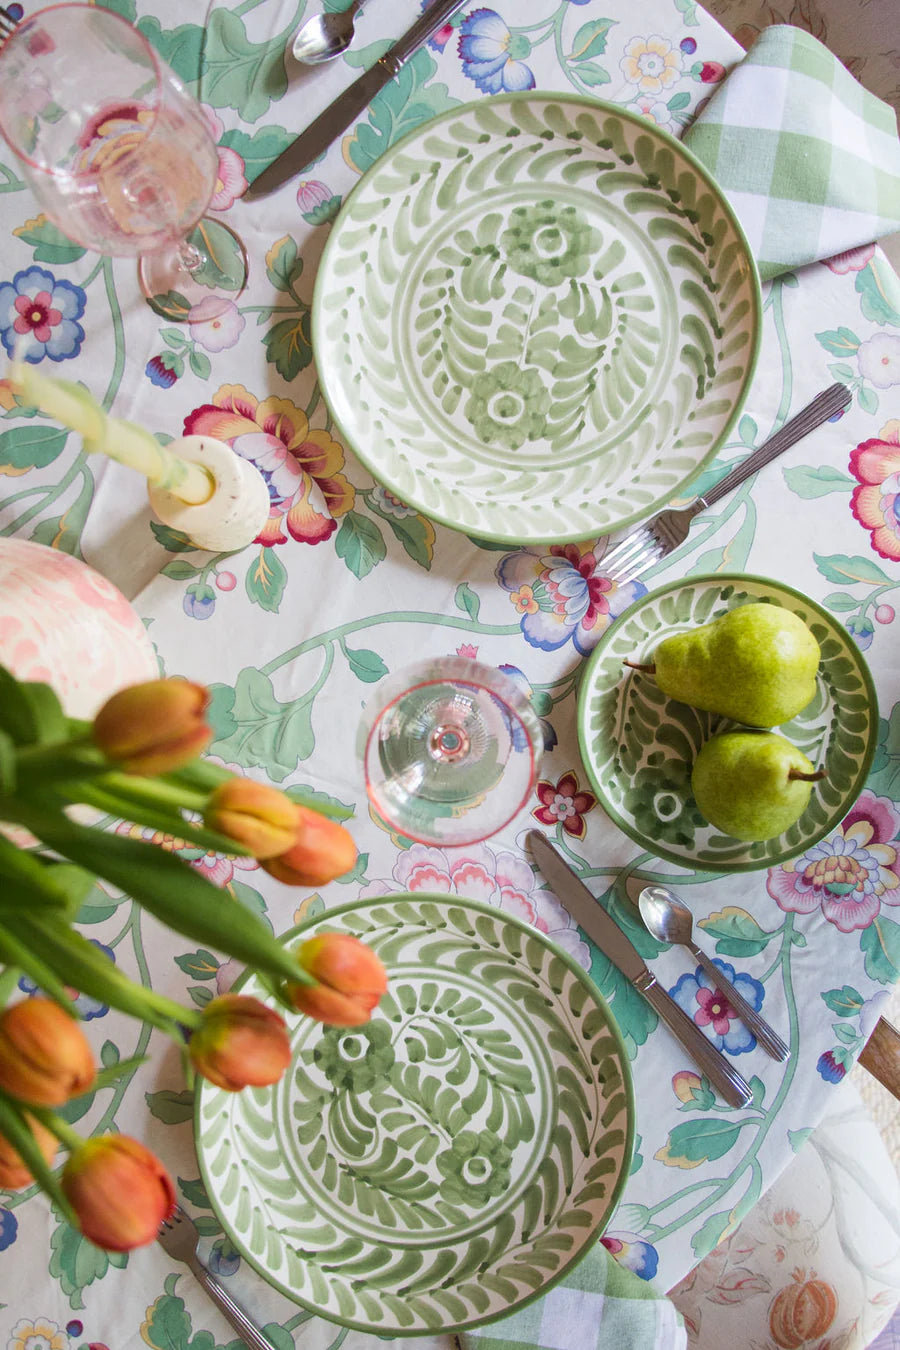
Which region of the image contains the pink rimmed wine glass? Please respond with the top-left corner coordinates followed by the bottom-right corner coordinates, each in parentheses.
top-left (360, 657), bottom-right (544, 847)
top-left (0, 3), bottom-right (247, 321)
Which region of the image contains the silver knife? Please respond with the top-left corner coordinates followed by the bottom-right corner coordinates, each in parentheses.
top-left (246, 0), bottom-right (470, 197)
top-left (528, 832), bottom-right (753, 1109)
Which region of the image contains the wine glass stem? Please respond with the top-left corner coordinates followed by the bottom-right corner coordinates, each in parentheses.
top-left (177, 238), bottom-right (204, 274)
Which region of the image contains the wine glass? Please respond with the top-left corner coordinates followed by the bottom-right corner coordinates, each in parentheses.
top-left (359, 657), bottom-right (543, 846)
top-left (0, 3), bottom-right (247, 322)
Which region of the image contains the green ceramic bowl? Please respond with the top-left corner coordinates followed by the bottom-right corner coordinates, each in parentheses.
top-left (195, 894), bottom-right (635, 1335)
top-left (313, 92), bottom-right (760, 545)
top-left (577, 574), bottom-right (879, 871)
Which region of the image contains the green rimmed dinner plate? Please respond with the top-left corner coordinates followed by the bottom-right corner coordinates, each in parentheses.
top-left (577, 574), bottom-right (879, 871)
top-left (194, 894), bottom-right (634, 1336)
top-left (312, 92), bottom-right (761, 545)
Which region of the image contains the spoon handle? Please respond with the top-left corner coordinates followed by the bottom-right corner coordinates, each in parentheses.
top-left (689, 944), bottom-right (790, 1062)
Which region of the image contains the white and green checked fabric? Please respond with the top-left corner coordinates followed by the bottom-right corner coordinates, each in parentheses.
top-left (683, 25), bottom-right (900, 280)
top-left (458, 1244), bottom-right (686, 1350)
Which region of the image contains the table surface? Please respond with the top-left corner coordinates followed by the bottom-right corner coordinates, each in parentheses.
top-left (1, 1), bottom-right (899, 1347)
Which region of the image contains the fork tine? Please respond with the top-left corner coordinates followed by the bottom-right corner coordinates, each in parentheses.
top-left (600, 528), bottom-right (655, 575)
top-left (605, 536), bottom-right (665, 584)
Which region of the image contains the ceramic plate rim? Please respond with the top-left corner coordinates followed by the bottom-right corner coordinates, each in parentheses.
top-left (576, 572), bottom-right (880, 872)
top-left (193, 891), bottom-right (636, 1335)
top-left (311, 90), bottom-right (762, 545)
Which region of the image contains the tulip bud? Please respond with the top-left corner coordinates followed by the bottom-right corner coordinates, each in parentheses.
top-left (92, 678), bottom-right (211, 776)
top-left (262, 807), bottom-right (358, 887)
top-left (204, 779), bottom-right (299, 860)
top-left (189, 994), bottom-right (292, 1091)
top-left (62, 1135), bottom-right (175, 1251)
top-left (0, 998), bottom-right (95, 1107)
top-left (287, 933), bottom-right (387, 1027)
top-left (0, 1114), bottom-right (58, 1189)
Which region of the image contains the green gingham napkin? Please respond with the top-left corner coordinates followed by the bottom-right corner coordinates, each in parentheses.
top-left (457, 1243), bottom-right (686, 1350)
top-left (683, 25), bottom-right (900, 280)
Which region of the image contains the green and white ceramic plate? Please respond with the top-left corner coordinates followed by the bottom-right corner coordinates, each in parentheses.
top-left (312, 93), bottom-right (760, 545)
top-left (194, 894), bottom-right (634, 1335)
top-left (577, 575), bottom-right (879, 871)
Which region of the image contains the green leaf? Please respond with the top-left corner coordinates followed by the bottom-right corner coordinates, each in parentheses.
top-left (828, 362), bottom-right (856, 381)
top-left (570, 18), bottom-right (616, 60)
top-left (789, 1126), bottom-right (813, 1152)
top-left (690, 1208), bottom-right (732, 1261)
top-left (821, 985), bottom-right (864, 1016)
top-left (345, 645), bottom-right (388, 683)
top-left (821, 591), bottom-right (859, 612)
top-left (265, 235), bottom-right (303, 292)
top-left (576, 61), bottom-right (612, 86)
top-left (380, 510), bottom-right (435, 570)
top-left (208, 667), bottom-right (315, 781)
top-left (186, 218), bottom-right (246, 293)
top-left (101, 1039), bottom-right (120, 1067)
top-left (228, 878), bottom-right (272, 934)
top-left (333, 851), bottom-right (368, 885)
top-left (175, 949), bottom-right (221, 980)
top-left (189, 984), bottom-right (214, 1006)
top-left (665, 1117), bottom-right (742, 1165)
top-left (146, 289), bottom-right (192, 322)
top-left (162, 560), bottom-right (203, 581)
top-left (75, 880), bottom-right (121, 925)
top-left (146, 1087), bottom-right (195, 1124)
top-left (346, 48), bottom-right (462, 175)
top-left (855, 259), bottom-right (900, 327)
top-left (0, 425), bottom-right (68, 474)
top-left (178, 1176), bottom-right (213, 1209)
top-left (698, 906), bottom-right (773, 957)
top-left (140, 1287), bottom-right (195, 1349)
top-left (222, 125), bottom-right (296, 180)
top-left (861, 916), bottom-right (900, 984)
top-left (245, 546), bottom-right (287, 613)
top-left (199, 9), bottom-right (288, 121)
top-left (283, 781), bottom-right (354, 821)
top-left (455, 583), bottom-right (480, 621)
top-left (335, 510), bottom-right (386, 579)
top-left (49, 1215), bottom-right (127, 1308)
top-left (189, 349), bottom-right (211, 380)
top-left (263, 313), bottom-right (313, 381)
top-left (667, 91), bottom-right (691, 110)
top-left (858, 383), bottom-right (879, 415)
top-left (813, 551), bottom-right (891, 585)
top-left (12, 214), bottom-right (87, 265)
top-left (815, 325), bottom-right (860, 356)
top-left (150, 521), bottom-right (198, 552)
top-left (136, 18), bottom-right (205, 84)
top-left (868, 701), bottom-right (900, 799)
top-left (783, 465), bottom-right (854, 499)
top-left (95, 0), bottom-right (138, 22)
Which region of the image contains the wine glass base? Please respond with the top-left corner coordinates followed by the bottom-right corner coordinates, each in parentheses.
top-left (139, 216), bottom-right (248, 322)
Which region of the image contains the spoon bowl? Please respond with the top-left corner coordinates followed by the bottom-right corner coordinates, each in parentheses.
top-left (292, 1), bottom-right (364, 64)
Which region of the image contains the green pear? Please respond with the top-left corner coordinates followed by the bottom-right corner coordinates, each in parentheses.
top-left (625, 602), bottom-right (820, 726)
top-left (691, 730), bottom-right (825, 841)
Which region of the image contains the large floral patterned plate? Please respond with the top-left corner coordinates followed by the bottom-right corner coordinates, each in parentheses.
top-left (312, 92), bottom-right (760, 545)
top-left (194, 894), bottom-right (634, 1335)
top-left (577, 575), bottom-right (879, 871)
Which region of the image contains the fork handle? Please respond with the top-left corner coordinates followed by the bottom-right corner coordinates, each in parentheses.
top-left (188, 1257), bottom-right (275, 1350)
top-left (699, 384), bottom-right (851, 510)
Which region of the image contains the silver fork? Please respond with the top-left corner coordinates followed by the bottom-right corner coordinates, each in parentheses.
top-left (601, 383), bottom-right (852, 584)
top-left (158, 1206), bottom-right (275, 1350)
top-left (0, 8), bottom-right (18, 43)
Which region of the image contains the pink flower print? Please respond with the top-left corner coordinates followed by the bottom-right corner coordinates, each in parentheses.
top-left (202, 107), bottom-right (247, 210)
top-left (849, 420), bottom-right (900, 561)
top-left (824, 243), bottom-right (875, 274)
top-left (188, 296), bottom-right (246, 353)
top-left (694, 984), bottom-right (737, 1036)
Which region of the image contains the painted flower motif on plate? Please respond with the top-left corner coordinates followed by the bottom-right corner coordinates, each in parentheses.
top-left (435, 1128), bottom-right (513, 1205)
top-left (499, 202), bottom-right (601, 286)
top-left (496, 542), bottom-right (647, 655)
top-left (458, 9), bottom-right (536, 94)
top-left (766, 791), bottom-right (900, 933)
top-left (0, 266), bottom-right (86, 363)
top-left (850, 418), bottom-right (900, 562)
top-left (183, 384), bottom-right (354, 546)
top-left (464, 362), bottom-right (551, 451)
top-left (359, 841), bottom-right (589, 968)
top-left (669, 960), bottom-right (765, 1055)
top-left (620, 35), bottom-right (681, 94)
top-left (313, 1022), bottom-right (395, 1093)
top-left (533, 771), bottom-right (596, 838)
top-left (621, 761), bottom-right (704, 847)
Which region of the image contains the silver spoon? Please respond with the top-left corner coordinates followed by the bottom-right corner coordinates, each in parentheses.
top-left (638, 885), bottom-right (789, 1063)
top-left (292, 0), bottom-right (366, 64)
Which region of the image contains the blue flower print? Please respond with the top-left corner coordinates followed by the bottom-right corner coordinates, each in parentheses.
top-left (18, 940), bottom-right (114, 1019)
top-left (817, 1049), bottom-right (847, 1083)
top-left (183, 583), bottom-right (216, 620)
top-left (669, 960), bottom-right (766, 1056)
top-left (0, 1207), bottom-right (18, 1250)
top-left (497, 664), bottom-right (558, 752)
top-left (459, 10), bottom-right (536, 94)
top-left (209, 1235), bottom-right (241, 1276)
top-left (601, 1230), bottom-right (659, 1279)
top-left (0, 266), bottom-right (86, 363)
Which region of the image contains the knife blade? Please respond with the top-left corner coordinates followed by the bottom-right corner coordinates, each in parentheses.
top-left (246, 0), bottom-right (469, 198)
top-left (527, 832), bottom-right (753, 1109)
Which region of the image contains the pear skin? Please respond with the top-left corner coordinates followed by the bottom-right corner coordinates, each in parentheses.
top-left (691, 730), bottom-right (825, 841)
top-left (626, 603), bottom-right (820, 726)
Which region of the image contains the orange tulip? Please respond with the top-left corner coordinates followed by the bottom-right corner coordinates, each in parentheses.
top-left (0, 1115), bottom-right (58, 1189)
top-left (62, 1135), bottom-right (175, 1251)
top-left (204, 779), bottom-right (299, 860)
top-left (288, 932), bottom-right (387, 1027)
top-left (92, 678), bottom-right (211, 776)
top-left (262, 807), bottom-right (357, 887)
top-left (189, 994), bottom-right (292, 1091)
top-left (0, 998), bottom-right (95, 1107)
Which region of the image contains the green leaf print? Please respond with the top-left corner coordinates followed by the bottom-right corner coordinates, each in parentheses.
top-left (175, 949), bottom-right (221, 980)
top-left (569, 18), bottom-right (617, 61)
top-left (664, 1117), bottom-right (742, 1165)
top-left (855, 259), bottom-right (900, 328)
top-left (335, 510), bottom-right (387, 579)
top-left (821, 592), bottom-right (858, 612)
top-left (345, 49), bottom-right (462, 175)
top-left (141, 1278), bottom-right (200, 1350)
top-left (455, 583), bottom-right (481, 621)
top-left (345, 645), bottom-right (389, 683)
top-left (265, 235), bottom-right (303, 293)
top-left (137, 18), bottom-right (205, 84)
top-left (783, 465), bottom-right (854, 499)
top-left (50, 1219), bottom-right (128, 1309)
top-left (698, 906), bottom-right (773, 957)
top-left (815, 325), bottom-right (860, 356)
top-left (860, 915), bottom-right (900, 984)
top-left (12, 215), bottom-right (87, 265)
top-left (263, 313), bottom-right (313, 381)
top-left (95, 0), bottom-right (137, 20)
top-left (221, 125), bottom-right (296, 181)
top-left (0, 425), bottom-right (68, 473)
top-left (146, 1088), bottom-right (195, 1124)
top-left (575, 61), bottom-right (612, 86)
top-left (868, 701), bottom-right (900, 799)
top-left (245, 546), bottom-right (287, 613)
top-left (208, 667), bottom-right (316, 780)
top-left (813, 552), bottom-right (892, 585)
top-left (198, 10), bottom-right (288, 122)
top-left (690, 1208), bottom-right (733, 1260)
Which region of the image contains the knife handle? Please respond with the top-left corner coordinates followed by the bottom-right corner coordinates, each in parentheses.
top-left (636, 970), bottom-right (753, 1107)
top-left (689, 944), bottom-right (790, 1063)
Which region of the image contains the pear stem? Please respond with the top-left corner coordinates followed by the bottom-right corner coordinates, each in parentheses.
top-left (623, 659), bottom-right (656, 673)
top-left (788, 769), bottom-right (827, 782)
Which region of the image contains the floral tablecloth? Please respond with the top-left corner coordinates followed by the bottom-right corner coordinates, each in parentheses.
top-left (1, 0), bottom-right (900, 1347)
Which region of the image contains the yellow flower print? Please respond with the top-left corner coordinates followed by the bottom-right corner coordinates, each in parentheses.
top-left (511, 584), bottom-right (539, 615)
top-left (10, 1319), bottom-right (69, 1350)
top-left (620, 36), bottom-right (681, 94)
